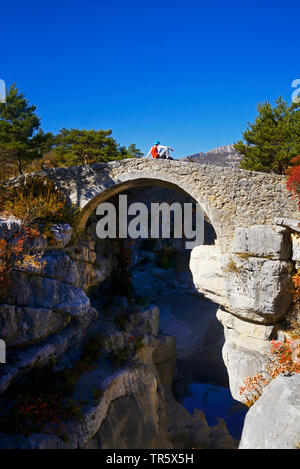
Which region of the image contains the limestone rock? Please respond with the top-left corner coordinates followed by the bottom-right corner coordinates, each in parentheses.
top-left (217, 308), bottom-right (274, 340)
top-left (50, 223), bottom-right (73, 248)
top-left (89, 367), bottom-right (164, 449)
top-left (0, 306), bottom-right (98, 395)
top-left (275, 217), bottom-right (300, 233)
top-left (0, 216), bottom-right (21, 239)
top-left (189, 244), bottom-right (226, 305)
top-left (222, 340), bottom-right (271, 402)
top-left (6, 272), bottom-right (90, 317)
top-left (222, 254), bottom-right (294, 322)
top-left (39, 251), bottom-right (78, 284)
top-left (239, 373), bottom-right (300, 449)
top-left (129, 305), bottom-right (160, 337)
top-left (0, 304), bottom-right (70, 346)
top-left (232, 225), bottom-right (291, 260)
top-left (291, 233), bottom-right (300, 268)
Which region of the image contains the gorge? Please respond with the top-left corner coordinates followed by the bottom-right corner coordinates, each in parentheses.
top-left (0, 158), bottom-right (300, 449)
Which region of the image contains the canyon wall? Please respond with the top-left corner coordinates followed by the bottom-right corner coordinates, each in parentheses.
top-left (190, 219), bottom-right (300, 401)
top-left (0, 218), bottom-right (235, 449)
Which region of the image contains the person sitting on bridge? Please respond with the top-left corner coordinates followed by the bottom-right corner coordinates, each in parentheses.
top-left (146, 141), bottom-right (174, 159)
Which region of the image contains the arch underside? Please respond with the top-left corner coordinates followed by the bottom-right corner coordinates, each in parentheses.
top-left (76, 177), bottom-right (218, 238)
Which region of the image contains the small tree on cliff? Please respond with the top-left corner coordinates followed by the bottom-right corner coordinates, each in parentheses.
top-left (234, 97), bottom-right (300, 174)
top-left (0, 84), bottom-right (52, 176)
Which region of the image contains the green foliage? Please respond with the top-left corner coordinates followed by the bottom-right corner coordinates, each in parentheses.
top-left (0, 84), bottom-right (143, 179)
top-left (234, 97), bottom-right (300, 174)
top-left (0, 84), bottom-right (53, 177)
top-left (49, 128), bottom-right (143, 167)
top-left (119, 143), bottom-right (144, 159)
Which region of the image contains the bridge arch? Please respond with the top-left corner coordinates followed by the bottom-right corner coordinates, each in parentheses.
top-left (77, 176), bottom-right (217, 240)
top-left (33, 158), bottom-right (297, 251)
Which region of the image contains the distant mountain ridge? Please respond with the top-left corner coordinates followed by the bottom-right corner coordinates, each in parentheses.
top-left (182, 144), bottom-right (243, 168)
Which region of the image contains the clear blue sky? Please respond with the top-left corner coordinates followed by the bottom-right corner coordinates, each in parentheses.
top-left (1, 0), bottom-right (299, 157)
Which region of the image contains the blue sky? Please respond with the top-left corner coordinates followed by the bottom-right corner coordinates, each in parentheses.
top-left (1, 0), bottom-right (299, 157)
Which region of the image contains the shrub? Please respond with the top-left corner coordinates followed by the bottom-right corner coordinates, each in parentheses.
top-left (239, 339), bottom-right (300, 407)
top-left (0, 176), bottom-right (77, 226)
top-left (286, 155), bottom-right (300, 210)
top-left (0, 226), bottom-right (44, 300)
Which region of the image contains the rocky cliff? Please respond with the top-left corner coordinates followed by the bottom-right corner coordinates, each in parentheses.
top-left (0, 217), bottom-right (235, 449)
top-left (189, 221), bottom-right (299, 402)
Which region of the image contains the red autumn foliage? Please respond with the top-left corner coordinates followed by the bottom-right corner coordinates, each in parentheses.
top-left (0, 226), bottom-right (42, 296)
top-left (286, 155), bottom-right (300, 209)
top-left (239, 338), bottom-right (300, 406)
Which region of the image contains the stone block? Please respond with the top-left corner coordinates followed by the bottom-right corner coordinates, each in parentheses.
top-left (222, 254), bottom-right (294, 322)
top-left (233, 225), bottom-right (291, 260)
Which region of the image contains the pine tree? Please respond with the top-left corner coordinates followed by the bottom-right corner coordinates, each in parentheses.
top-left (51, 129), bottom-right (142, 166)
top-left (234, 97), bottom-right (300, 174)
top-left (0, 84), bottom-right (48, 176)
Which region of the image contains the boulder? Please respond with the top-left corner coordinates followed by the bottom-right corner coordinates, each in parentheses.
top-left (291, 233), bottom-right (300, 268)
top-left (190, 244), bottom-right (294, 323)
top-left (275, 217), bottom-right (300, 233)
top-left (240, 373), bottom-right (300, 449)
top-left (217, 308), bottom-right (274, 341)
top-left (129, 305), bottom-right (160, 337)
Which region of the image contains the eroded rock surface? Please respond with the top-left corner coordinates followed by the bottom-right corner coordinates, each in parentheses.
top-left (189, 223), bottom-right (300, 402)
top-left (239, 373), bottom-right (300, 449)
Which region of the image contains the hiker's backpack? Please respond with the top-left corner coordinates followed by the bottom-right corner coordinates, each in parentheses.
top-left (151, 145), bottom-right (159, 158)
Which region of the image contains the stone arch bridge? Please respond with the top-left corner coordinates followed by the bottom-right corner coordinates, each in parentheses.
top-left (24, 158), bottom-right (297, 243)
top-left (15, 158), bottom-right (300, 399)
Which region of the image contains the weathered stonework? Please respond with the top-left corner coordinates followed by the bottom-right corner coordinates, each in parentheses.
top-left (8, 159), bottom-right (298, 251)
